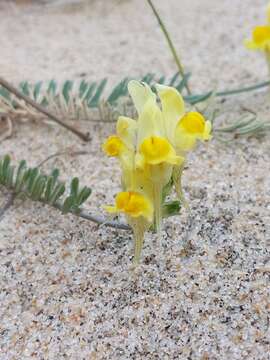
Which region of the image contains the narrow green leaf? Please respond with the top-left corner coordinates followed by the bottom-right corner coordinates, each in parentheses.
top-left (62, 80), bottom-right (73, 104)
top-left (51, 168), bottom-right (60, 181)
top-left (6, 165), bottom-right (15, 188)
top-left (26, 168), bottom-right (39, 194)
top-left (162, 200), bottom-right (181, 218)
top-left (107, 78), bottom-right (129, 105)
top-left (77, 187), bottom-right (92, 206)
top-left (15, 160), bottom-right (27, 193)
top-left (169, 72), bottom-right (180, 86)
top-left (1, 155), bottom-right (11, 184)
top-left (141, 73), bottom-right (155, 84)
top-left (185, 91), bottom-right (213, 105)
top-left (70, 177), bottom-right (79, 198)
top-left (31, 176), bottom-right (46, 201)
top-left (84, 83), bottom-right (97, 103)
top-left (62, 195), bottom-right (75, 214)
top-left (176, 73), bottom-right (191, 93)
top-left (47, 80), bottom-right (57, 96)
top-left (48, 183), bottom-right (65, 205)
top-left (157, 75), bottom-right (166, 84)
top-left (33, 81), bottom-right (43, 101)
top-left (89, 79), bottom-right (107, 107)
top-left (44, 176), bottom-right (54, 202)
top-left (19, 81), bottom-right (30, 96)
top-left (0, 86), bottom-right (11, 101)
top-left (79, 80), bottom-right (88, 98)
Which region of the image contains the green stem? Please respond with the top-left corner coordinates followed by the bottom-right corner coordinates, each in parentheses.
top-left (146, 0), bottom-right (192, 96)
top-left (184, 80), bottom-right (270, 104)
top-left (216, 81), bottom-right (270, 97)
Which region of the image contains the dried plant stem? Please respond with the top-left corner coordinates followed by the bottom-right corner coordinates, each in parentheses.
top-left (146, 0), bottom-right (192, 95)
top-left (0, 76), bottom-right (90, 141)
top-left (37, 149), bottom-right (89, 167)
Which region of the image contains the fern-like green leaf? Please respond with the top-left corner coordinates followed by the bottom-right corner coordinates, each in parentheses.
top-left (0, 155), bottom-right (92, 214)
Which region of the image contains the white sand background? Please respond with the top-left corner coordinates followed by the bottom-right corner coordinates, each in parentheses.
top-left (0, 0), bottom-right (270, 359)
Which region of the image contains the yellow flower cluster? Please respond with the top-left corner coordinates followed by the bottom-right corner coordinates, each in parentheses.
top-left (245, 3), bottom-right (270, 52)
top-left (103, 81), bottom-right (211, 263)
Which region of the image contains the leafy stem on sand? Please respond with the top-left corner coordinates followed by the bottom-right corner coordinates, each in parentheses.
top-left (0, 153), bottom-right (130, 230)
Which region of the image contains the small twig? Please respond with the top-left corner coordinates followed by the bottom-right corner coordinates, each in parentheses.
top-left (0, 76), bottom-right (90, 142)
top-left (37, 149), bottom-right (89, 168)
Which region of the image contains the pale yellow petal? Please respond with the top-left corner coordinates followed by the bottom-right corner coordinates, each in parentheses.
top-left (135, 152), bottom-right (145, 170)
top-left (128, 80), bottom-right (156, 116)
top-left (175, 132), bottom-right (197, 152)
top-left (156, 84), bottom-right (185, 144)
top-left (116, 116), bottom-right (137, 148)
top-left (203, 121), bottom-right (212, 140)
top-left (244, 39), bottom-right (263, 50)
top-left (137, 98), bottom-right (164, 146)
top-left (244, 39), bottom-right (261, 50)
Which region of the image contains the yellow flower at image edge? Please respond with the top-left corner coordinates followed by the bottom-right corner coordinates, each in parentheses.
top-left (245, 25), bottom-right (270, 50)
top-left (102, 135), bottom-right (124, 157)
top-left (175, 111), bottom-right (212, 151)
top-left (139, 136), bottom-right (182, 165)
top-left (105, 191), bottom-right (153, 222)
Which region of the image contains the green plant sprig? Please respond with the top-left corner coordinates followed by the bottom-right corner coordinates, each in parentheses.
top-left (1, 75), bottom-right (270, 111)
top-left (0, 154), bottom-right (181, 230)
top-left (214, 114), bottom-right (270, 138)
top-left (0, 154), bottom-right (92, 215)
top-left (1, 75), bottom-right (270, 140)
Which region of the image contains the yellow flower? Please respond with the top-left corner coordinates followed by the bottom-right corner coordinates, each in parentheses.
top-left (244, 25), bottom-right (270, 51)
top-left (175, 111), bottom-right (212, 152)
top-left (103, 80), bottom-right (211, 263)
top-left (105, 191), bottom-right (153, 222)
top-left (245, 3), bottom-right (270, 53)
top-left (139, 136), bottom-right (181, 166)
top-left (156, 84), bottom-right (212, 153)
top-left (128, 81), bottom-right (186, 235)
top-left (156, 84), bottom-right (211, 207)
top-left (102, 135), bottom-right (125, 157)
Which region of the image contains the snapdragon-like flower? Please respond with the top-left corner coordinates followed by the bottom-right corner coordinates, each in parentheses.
top-left (244, 3), bottom-right (270, 68)
top-left (102, 80), bottom-right (211, 263)
top-left (105, 191), bottom-right (153, 222)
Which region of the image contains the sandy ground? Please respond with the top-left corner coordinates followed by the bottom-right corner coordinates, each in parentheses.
top-left (0, 0), bottom-right (270, 359)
